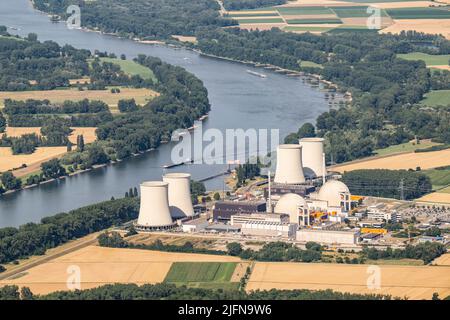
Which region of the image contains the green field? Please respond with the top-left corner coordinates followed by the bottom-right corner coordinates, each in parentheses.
top-left (420, 90), bottom-right (450, 107)
top-left (327, 25), bottom-right (380, 33)
top-left (397, 52), bottom-right (450, 66)
top-left (423, 167), bottom-right (450, 190)
top-left (374, 140), bottom-right (439, 156)
top-left (300, 60), bottom-right (324, 68)
top-left (227, 12), bottom-right (280, 17)
top-left (97, 57), bottom-right (157, 82)
top-left (330, 6), bottom-right (388, 18)
top-left (386, 7), bottom-right (450, 19)
top-left (438, 185), bottom-right (450, 193)
top-left (284, 26), bottom-right (334, 32)
top-left (237, 18), bottom-right (284, 24)
top-left (164, 262), bottom-right (238, 290)
top-left (287, 18), bottom-right (342, 25)
top-left (277, 6), bottom-right (334, 15)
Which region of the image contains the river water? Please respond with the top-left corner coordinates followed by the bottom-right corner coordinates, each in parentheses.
top-left (0, 0), bottom-right (332, 227)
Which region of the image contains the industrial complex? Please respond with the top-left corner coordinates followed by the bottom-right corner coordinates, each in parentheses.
top-left (134, 137), bottom-right (427, 247)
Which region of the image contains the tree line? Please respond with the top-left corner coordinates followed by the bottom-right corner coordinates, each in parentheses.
top-left (341, 169), bottom-right (432, 200)
top-left (223, 0), bottom-right (287, 10)
top-left (0, 197), bottom-right (139, 264)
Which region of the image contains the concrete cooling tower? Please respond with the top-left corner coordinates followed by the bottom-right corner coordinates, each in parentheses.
top-left (163, 173), bottom-right (195, 219)
top-left (274, 144), bottom-right (305, 184)
top-left (299, 137), bottom-right (325, 178)
top-left (136, 181), bottom-right (174, 230)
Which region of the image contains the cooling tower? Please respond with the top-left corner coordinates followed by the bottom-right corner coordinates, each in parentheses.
top-left (136, 181), bottom-right (174, 229)
top-left (163, 173), bottom-right (195, 219)
top-left (299, 137), bottom-right (325, 178)
top-left (274, 144), bottom-right (305, 184)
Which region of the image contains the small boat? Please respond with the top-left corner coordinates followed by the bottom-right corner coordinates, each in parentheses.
top-left (246, 70), bottom-right (267, 78)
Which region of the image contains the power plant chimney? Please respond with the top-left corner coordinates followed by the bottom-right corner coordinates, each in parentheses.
top-left (136, 181), bottom-right (174, 230)
top-left (267, 170), bottom-right (272, 213)
top-left (163, 173), bottom-right (194, 219)
top-left (274, 144), bottom-right (305, 184)
top-left (322, 152), bottom-right (326, 186)
top-left (299, 137), bottom-right (325, 178)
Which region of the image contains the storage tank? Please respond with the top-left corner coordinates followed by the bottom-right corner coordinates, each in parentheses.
top-left (136, 181), bottom-right (174, 230)
top-left (299, 137), bottom-right (325, 178)
top-left (274, 144), bottom-right (305, 184)
top-left (163, 173), bottom-right (195, 219)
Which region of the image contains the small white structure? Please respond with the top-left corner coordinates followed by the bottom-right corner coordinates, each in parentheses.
top-left (299, 137), bottom-right (325, 178)
top-left (136, 181), bottom-right (175, 230)
top-left (241, 221), bottom-right (297, 239)
top-left (317, 180), bottom-right (352, 211)
top-left (163, 172), bottom-right (195, 219)
top-left (274, 144), bottom-right (306, 184)
top-left (296, 229), bottom-right (359, 245)
top-left (274, 193), bottom-right (310, 226)
top-left (182, 218), bottom-right (209, 233)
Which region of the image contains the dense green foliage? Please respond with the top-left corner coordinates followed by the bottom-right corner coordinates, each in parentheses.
top-left (362, 242), bottom-right (446, 264)
top-left (284, 122), bottom-right (315, 144)
top-left (223, 0), bottom-right (287, 10)
top-left (236, 161), bottom-right (261, 185)
top-left (0, 283), bottom-right (395, 300)
top-left (33, 0), bottom-right (236, 40)
top-left (341, 169), bottom-right (432, 200)
top-left (0, 197), bottom-right (139, 264)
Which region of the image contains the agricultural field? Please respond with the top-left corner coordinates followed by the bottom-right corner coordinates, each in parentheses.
top-left (373, 139), bottom-right (439, 156)
top-left (164, 262), bottom-right (240, 290)
top-left (433, 253), bottom-right (450, 266)
top-left (0, 87), bottom-right (158, 112)
top-left (0, 246), bottom-right (241, 295)
top-left (5, 127), bottom-right (98, 145)
top-left (0, 147), bottom-right (67, 173)
top-left (300, 60), bottom-right (324, 68)
top-left (225, 1), bottom-right (450, 38)
top-left (397, 52), bottom-right (450, 68)
top-left (97, 58), bottom-right (157, 82)
top-left (246, 262), bottom-right (450, 299)
top-left (423, 167), bottom-right (450, 190)
top-left (420, 90), bottom-right (450, 107)
top-left (417, 190), bottom-right (450, 203)
top-left (331, 148), bottom-right (450, 172)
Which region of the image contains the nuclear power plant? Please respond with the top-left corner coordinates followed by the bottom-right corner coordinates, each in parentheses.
top-left (163, 173), bottom-right (195, 219)
top-left (134, 137), bottom-right (362, 246)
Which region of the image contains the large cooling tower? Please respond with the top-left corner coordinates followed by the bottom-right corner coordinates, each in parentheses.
top-left (163, 173), bottom-right (194, 219)
top-left (137, 181), bottom-right (174, 229)
top-left (274, 144), bottom-right (305, 184)
top-left (299, 137), bottom-right (325, 178)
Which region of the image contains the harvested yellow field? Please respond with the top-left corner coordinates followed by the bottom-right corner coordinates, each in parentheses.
top-left (0, 87), bottom-right (158, 108)
top-left (417, 192), bottom-right (450, 204)
top-left (430, 65), bottom-right (450, 71)
top-left (370, 1), bottom-right (436, 9)
top-left (381, 19), bottom-right (450, 40)
top-left (0, 246), bottom-right (241, 295)
top-left (332, 149), bottom-right (450, 172)
top-left (433, 254), bottom-right (450, 266)
top-left (0, 147), bottom-right (67, 173)
top-left (247, 262), bottom-right (450, 300)
top-left (5, 127), bottom-right (97, 144)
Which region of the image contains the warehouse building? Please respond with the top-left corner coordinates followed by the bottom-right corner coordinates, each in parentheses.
top-left (241, 221), bottom-right (297, 239)
top-left (231, 213), bottom-right (289, 227)
top-left (296, 228), bottom-right (359, 245)
top-left (212, 200), bottom-right (266, 221)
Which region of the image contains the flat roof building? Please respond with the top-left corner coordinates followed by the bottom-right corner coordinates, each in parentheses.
top-left (212, 200), bottom-right (266, 222)
top-left (231, 213), bottom-right (289, 227)
top-left (296, 228), bottom-right (359, 245)
top-left (241, 221), bottom-right (297, 239)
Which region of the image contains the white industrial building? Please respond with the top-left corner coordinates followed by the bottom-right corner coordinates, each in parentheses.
top-left (136, 181), bottom-right (176, 231)
top-left (182, 218), bottom-right (209, 233)
top-left (367, 206), bottom-right (402, 222)
top-left (231, 213), bottom-right (289, 227)
top-left (241, 221), bottom-right (297, 239)
top-left (296, 228), bottom-right (359, 245)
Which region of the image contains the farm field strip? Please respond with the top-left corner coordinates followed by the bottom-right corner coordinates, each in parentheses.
top-left (397, 52), bottom-right (450, 66)
top-left (386, 7), bottom-right (450, 19)
top-left (246, 262), bottom-right (450, 300)
top-left (4, 127), bottom-right (98, 144)
top-left (0, 147), bottom-right (68, 173)
top-left (0, 246), bottom-right (241, 295)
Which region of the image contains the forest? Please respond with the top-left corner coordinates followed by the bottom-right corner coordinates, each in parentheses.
top-left (341, 169), bottom-right (432, 200)
top-left (33, 0), bottom-right (236, 39)
top-left (0, 282), bottom-right (397, 300)
top-left (0, 197), bottom-right (139, 264)
top-left (223, 0), bottom-right (287, 10)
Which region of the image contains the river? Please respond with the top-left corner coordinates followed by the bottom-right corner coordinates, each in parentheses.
top-left (0, 0), bottom-right (332, 227)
